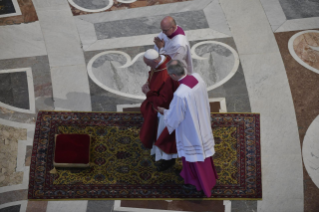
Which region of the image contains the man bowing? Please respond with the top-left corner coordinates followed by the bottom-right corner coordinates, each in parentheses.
top-left (154, 16), bottom-right (193, 74)
top-left (157, 60), bottom-right (218, 197)
top-left (140, 49), bottom-right (180, 171)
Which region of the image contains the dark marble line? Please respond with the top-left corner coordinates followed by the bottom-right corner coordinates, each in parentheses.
top-left (94, 10), bottom-right (209, 40)
top-left (278, 0), bottom-right (319, 20)
top-left (87, 200), bottom-right (114, 212)
top-left (0, 0), bottom-right (16, 16)
top-left (11, 72), bottom-right (30, 110)
top-left (0, 56), bottom-right (54, 123)
top-left (0, 190), bottom-right (28, 205)
top-left (0, 205), bottom-right (21, 212)
top-left (0, 72), bottom-right (30, 110)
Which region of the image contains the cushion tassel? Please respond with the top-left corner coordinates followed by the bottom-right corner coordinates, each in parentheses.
top-left (49, 167), bottom-right (57, 174)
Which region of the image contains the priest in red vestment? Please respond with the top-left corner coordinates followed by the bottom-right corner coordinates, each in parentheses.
top-left (140, 49), bottom-right (179, 171)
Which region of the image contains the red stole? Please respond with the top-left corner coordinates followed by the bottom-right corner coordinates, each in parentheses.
top-left (140, 56), bottom-right (179, 152)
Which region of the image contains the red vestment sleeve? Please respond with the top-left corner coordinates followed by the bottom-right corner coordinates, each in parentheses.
top-left (139, 97), bottom-right (158, 149)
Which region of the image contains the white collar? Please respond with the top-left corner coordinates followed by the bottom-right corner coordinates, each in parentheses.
top-left (178, 74), bottom-right (187, 81)
top-left (156, 55), bottom-right (165, 68)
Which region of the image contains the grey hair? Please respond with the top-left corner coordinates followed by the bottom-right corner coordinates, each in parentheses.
top-left (167, 60), bottom-right (185, 76)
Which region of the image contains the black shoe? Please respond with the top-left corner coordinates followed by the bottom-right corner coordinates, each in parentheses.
top-left (156, 159), bottom-right (176, 172)
top-left (182, 184), bottom-right (197, 190)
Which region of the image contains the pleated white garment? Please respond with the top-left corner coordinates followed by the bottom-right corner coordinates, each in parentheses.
top-left (150, 113), bottom-right (178, 161)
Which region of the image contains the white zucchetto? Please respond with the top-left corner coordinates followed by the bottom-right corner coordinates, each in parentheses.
top-left (144, 49), bottom-right (159, 60)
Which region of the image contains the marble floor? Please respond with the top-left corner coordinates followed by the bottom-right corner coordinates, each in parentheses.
top-left (0, 0), bottom-right (319, 211)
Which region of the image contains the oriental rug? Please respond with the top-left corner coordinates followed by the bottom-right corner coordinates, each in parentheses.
top-left (28, 111), bottom-right (261, 200)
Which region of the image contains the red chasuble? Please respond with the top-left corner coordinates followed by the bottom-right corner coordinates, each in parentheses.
top-left (140, 56), bottom-right (179, 153)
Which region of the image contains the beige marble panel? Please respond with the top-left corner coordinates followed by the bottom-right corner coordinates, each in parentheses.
top-left (0, 125), bottom-right (27, 187)
top-left (293, 31), bottom-right (319, 72)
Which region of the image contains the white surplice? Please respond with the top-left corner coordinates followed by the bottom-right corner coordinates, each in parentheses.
top-left (154, 27), bottom-right (193, 74)
top-left (150, 113), bottom-right (178, 161)
top-left (163, 73), bottom-right (215, 162)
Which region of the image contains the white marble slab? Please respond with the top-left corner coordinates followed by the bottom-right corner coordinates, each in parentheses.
top-left (37, 9), bottom-right (85, 68)
top-left (46, 201), bottom-right (88, 212)
top-left (303, 115), bottom-right (319, 189)
top-left (32, 0), bottom-right (69, 11)
top-left (76, 0), bottom-right (212, 24)
top-left (85, 29), bottom-right (230, 51)
top-left (203, 0), bottom-right (231, 36)
top-left (114, 200), bottom-right (189, 212)
top-left (0, 22), bottom-right (47, 60)
top-left (219, 0), bottom-right (278, 55)
top-left (270, 25), bottom-right (282, 32)
top-left (75, 18), bottom-right (98, 49)
top-left (259, 0), bottom-right (286, 32)
top-left (219, 0), bottom-right (304, 210)
top-left (224, 200), bottom-right (231, 212)
top-left (50, 65), bottom-right (92, 111)
top-left (275, 17), bottom-right (319, 32)
top-left (0, 0), bottom-right (21, 18)
top-left (240, 52), bottom-right (303, 212)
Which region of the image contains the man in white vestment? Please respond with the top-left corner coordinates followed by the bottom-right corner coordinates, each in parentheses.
top-left (154, 16), bottom-right (193, 74)
top-left (157, 60), bottom-right (218, 197)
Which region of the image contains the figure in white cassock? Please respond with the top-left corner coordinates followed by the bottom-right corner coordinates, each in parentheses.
top-left (157, 60), bottom-right (218, 197)
top-left (154, 16), bottom-right (193, 75)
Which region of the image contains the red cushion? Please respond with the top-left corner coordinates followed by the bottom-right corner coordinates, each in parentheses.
top-left (54, 134), bottom-right (90, 164)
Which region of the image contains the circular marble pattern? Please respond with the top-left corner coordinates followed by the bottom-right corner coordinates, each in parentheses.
top-left (68, 0), bottom-right (114, 12)
top-left (88, 42), bottom-right (239, 100)
top-left (87, 51), bottom-right (148, 100)
top-left (288, 30), bottom-right (319, 74)
top-left (117, 0), bottom-right (137, 3)
top-left (302, 115), bottom-right (319, 189)
top-left (191, 41), bottom-right (240, 92)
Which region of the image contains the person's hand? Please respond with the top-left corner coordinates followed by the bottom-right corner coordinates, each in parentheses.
top-left (142, 83), bottom-right (150, 94)
top-left (154, 37), bottom-right (165, 49)
top-left (157, 106), bottom-right (165, 115)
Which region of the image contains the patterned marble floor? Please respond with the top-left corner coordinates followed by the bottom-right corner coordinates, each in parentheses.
top-left (0, 0), bottom-right (319, 211)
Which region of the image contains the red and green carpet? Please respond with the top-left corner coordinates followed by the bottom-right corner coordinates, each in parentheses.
top-left (28, 111), bottom-right (261, 200)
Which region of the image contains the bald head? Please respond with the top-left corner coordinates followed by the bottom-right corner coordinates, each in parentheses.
top-left (160, 16), bottom-right (177, 36)
top-left (161, 16), bottom-right (176, 28)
